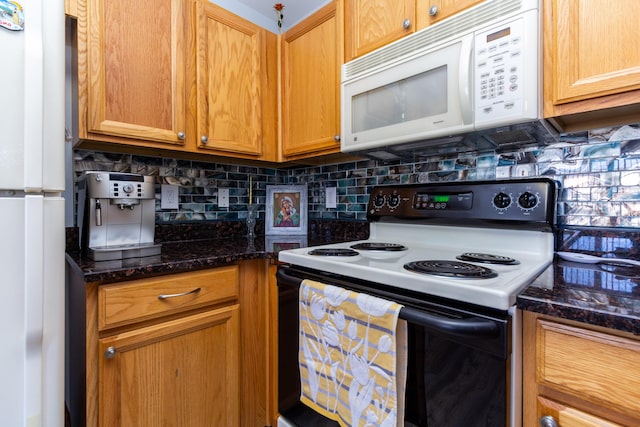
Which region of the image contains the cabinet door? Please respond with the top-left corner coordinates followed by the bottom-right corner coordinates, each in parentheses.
top-left (535, 319), bottom-right (640, 419)
top-left (344, 0), bottom-right (415, 61)
top-left (80, 0), bottom-right (190, 146)
top-left (417, 0), bottom-right (483, 28)
top-left (65, 0), bottom-right (77, 17)
top-left (98, 306), bottom-right (240, 426)
top-left (523, 312), bottom-right (640, 427)
top-left (544, 0), bottom-right (640, 117)
top-left (282, 2), bottom-right (341, 159)
top-left (537, 396), bottom-right (623, 427)
top-left (195, 1), bottom-right (265, 157)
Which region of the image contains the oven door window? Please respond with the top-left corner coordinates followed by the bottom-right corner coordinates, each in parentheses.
top-left (405, 324), bottom-right (507, 426)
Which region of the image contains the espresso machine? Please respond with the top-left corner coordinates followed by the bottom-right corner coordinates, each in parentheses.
top-left (77, 171), bottom-right (161, 261)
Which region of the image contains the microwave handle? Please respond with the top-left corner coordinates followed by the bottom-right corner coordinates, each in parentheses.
top-left (458, 35), bottom-right (474, 125)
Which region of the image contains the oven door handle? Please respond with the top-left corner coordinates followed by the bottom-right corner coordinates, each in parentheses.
top-left (276, 268), bottom-right (499, 338)
top-left (398, 307), bottom-right (499, 337)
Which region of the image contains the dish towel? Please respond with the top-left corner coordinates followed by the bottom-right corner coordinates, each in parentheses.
top-left (298, 279), bottom-right (408, 427)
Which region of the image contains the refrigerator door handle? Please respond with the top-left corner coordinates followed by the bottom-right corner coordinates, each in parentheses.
top-left (23, 1), bottom-right (45, 191)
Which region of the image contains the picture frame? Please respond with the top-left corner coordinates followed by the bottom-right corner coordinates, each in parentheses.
top-left (266, 185), bottom-right (307, 235)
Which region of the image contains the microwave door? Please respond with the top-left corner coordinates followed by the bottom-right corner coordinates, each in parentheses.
top-left (341, 34), bottom-right (474, 152)
top-left (351, 67), bottom-right (450, 132)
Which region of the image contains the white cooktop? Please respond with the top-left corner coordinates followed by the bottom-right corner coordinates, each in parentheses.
top-left (278, 222), bottom-right (554, 310)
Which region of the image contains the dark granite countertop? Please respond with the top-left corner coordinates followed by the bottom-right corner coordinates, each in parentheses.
top-left (65, 233), bottom-right (358, 285)
top-left (517, 260), bottom-right (640, 335)
top-left (65, 220), bottom-right (370, 285)
top-left (517, 227), bottom-right (640, 335)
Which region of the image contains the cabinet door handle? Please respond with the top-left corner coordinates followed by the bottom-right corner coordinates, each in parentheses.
top-left (104, 346), bottom-right (117, 359)
top-left (402, 18), bottom-right (411, 29)
top-left (334, 134), bottom-right (341, 142)
top-left (177, 131), bottom-right (185, 140)
top-left (429, 5), bottom-right (439, 16)
top-left (157, 287), bottom-right (202, 300)
top-left (201, 135), bottom-right (208, 144)
top-left (539, 415), bottom-right (559, 427)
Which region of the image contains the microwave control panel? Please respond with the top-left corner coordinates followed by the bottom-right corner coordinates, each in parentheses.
top-left (473, 9), bottom-right (539, 126)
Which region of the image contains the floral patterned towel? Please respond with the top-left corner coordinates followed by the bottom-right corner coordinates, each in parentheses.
top-left (298, 279), bottom-right (407, 427)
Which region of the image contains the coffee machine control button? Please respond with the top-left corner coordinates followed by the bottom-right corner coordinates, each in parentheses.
top-left (122, 183), bottom-right (135, 194)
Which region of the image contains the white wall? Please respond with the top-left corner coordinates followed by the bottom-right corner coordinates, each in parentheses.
top-left (208, 0), bottom-right (331, 33)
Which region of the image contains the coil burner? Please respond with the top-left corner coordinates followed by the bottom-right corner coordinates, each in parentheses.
top-left (404, 260), bottom-right (498, 279)
top-left (308, 248), bottom-right (360, 257)
top-left (350, 243), bottom-right (408, 251)
top-left (456, 253), bottom-right (520, 265)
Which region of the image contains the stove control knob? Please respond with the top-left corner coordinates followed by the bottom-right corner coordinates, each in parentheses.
top-left (493, 192), bottom-right (511, 209)
top-left (518, 191), bottom-right (538, 209)
top-left (373, 193), bottom-right (386, 208)
top-left (388, 193), bottom-right (400, 208)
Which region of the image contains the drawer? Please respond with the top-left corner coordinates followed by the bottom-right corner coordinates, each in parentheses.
top-left (98, 265), bottom-right (239, 330)
top-left (536, 319), bottom-right (640, 418)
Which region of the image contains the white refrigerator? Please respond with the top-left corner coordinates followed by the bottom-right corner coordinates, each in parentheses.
top-left (0, 0), bottom-right (66, 426)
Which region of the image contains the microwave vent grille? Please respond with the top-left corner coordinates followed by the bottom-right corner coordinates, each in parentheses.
top-left (344, 0), bottom-right (524, 79)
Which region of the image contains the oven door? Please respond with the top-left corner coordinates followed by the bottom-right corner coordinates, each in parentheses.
top-left (277, 265), bottom-right (512, 427)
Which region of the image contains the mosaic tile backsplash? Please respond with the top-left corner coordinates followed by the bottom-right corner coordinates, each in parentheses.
top-left (73, 123), bottom-right (640, 228)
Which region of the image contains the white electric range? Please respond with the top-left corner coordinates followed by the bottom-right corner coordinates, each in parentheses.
top-left (276, 178), bottom-right (558, 427)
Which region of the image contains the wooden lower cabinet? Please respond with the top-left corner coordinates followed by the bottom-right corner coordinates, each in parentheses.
top-left (98, 307), bottom-right (239, 426)
top-left (267, 262), bottom-right (280, 427)
top-left (523, 311), bottom-right (640, 427)
top-left (78, 261), bottom-right (272, 427)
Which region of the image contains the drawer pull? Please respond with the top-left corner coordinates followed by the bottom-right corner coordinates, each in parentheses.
top-left (157, 287), bottom-right (202, 300)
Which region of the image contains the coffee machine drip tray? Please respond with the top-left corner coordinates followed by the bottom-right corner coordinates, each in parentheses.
top-left (88, 242), bottom-right (162, 262)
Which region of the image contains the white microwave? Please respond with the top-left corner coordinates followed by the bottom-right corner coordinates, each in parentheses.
top-left (341, 0), bottom-right (541, 154)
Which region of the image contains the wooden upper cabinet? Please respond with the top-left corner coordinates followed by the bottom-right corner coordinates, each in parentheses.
top-left (417, 0), bottom-right (483, 27)
top-left (77, 0), bottom-right (277, 161)
top-left (79, 0), bottom-right (191, 147)
top-left (344, 0), bottom-right (415, 62)
top-left (344, 0), bottom-right (483, 61)
top-left (281, 1), bottom-right (341, 160)
top-left (194, 1), bottom-right (276, 159)
top-left (543, 0), bottom-right (640, 129)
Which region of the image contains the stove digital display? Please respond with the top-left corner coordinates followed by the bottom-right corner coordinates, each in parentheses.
top-left (413, 192), bottom-right (473, 210)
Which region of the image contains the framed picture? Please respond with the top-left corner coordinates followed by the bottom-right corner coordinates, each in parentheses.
top-left (266, 185), bottom-right (307, 235)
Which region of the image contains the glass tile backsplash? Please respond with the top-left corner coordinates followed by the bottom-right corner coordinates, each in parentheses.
top-left (73, 123), bottom-right (640, 228)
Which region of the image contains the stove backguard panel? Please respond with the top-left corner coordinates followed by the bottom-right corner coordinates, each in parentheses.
top-left (366, 178), bottom-right (557, 231)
